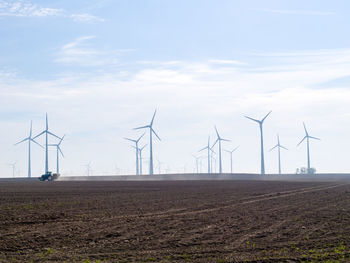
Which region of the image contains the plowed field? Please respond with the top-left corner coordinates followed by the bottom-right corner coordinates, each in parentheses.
top-left (1, 180), bottom-right (350, 262)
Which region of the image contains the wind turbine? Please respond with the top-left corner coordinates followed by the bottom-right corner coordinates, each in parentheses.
top-left (210, 147), bottom-right (216, 173)
top-left (192, 155), bottom-right (200, 173)
top-left (297, 122), bottom-right (320, 173)
top-left (225, 146), bottom-right (239, 174)
top-left (212, 126), bottom-right (230, 174)
top-left (270, 135), bottom-right (288, 174)
top-left (48, 135), bottom-right (65, 174)
top-left (124, 133), bottom-right (144, 175)
top-left (33, 114), bottom-right (62, 174)
top-left (199, 136), bottom-right (211, 174)
top-left (14, 121), bottom-right (43, 178)
top-left (84, 162), bottom-right (92, 176)
top-left (245, 111), bottom-right (272, 174)
top-left (138, 144), bottom-right (147, 175)
top-left (8, 161), bottom-right (17, 178)
top-left (134, 110), bottom-right (161, 175)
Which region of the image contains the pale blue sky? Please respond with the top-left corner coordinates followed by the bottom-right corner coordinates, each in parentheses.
top-left (1, 0), bottom-right (350, 176)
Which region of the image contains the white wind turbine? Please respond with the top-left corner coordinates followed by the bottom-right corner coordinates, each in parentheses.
top-left (134, 110), bottom-right (161, 175)
top-left (14, 121), bottom-right (43, 178)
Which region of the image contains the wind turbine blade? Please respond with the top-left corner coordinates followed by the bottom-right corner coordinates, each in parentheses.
top-left (303, 122), bottom-right (308, 135)
top-left (140, 144), bottom-right (147, 151)
top-left (221, 138), bottom-right (230, 142)
top-left (31, 138), bottom-right (44, 148)
top-left (233, 146), bottom-right (239, 152)
top-left (30, 120), bottom-right (33, 137)
top-left (152, 128), bottom-right (161, 141)
top-left (47, 131), bottom-right (62, 140)
top-left (224, 150), bottom-right (231, 153)
top-left (58, 146), bottom-right (64, 157)
top-left (136, 132), bottom-right (145, 143)
top-left (198, 146), bottom-right (208, 152)
top-left (14, 137), bottom-right (29, 145)
top-left (245, 116), bottom-right (260, 123)
top-left (134, 125), bottom-right (149, 130)
top-left (124, 137), bottom-right (136, 143)
top-left (58, 134), bottom-right (65, 145)
top-left (211, 138), bottom-right (219, 149)
top-left (214, 126), bottom-right (220, 138)
top-left (269, 144), bottom-right (278, 152)
top-left (32, 130), bottom-right (45, 140)
top-left (150, 110), bottom-right (157, 126)
top-left (309, 136), bottom-right (321, 141)
top-left (280, 145), bottom-right (288, 150)
top-left (262, 110), bottom-right (272, 122)
top-left (46, 113), bottom-right (48, 130)
top-left (297, 136), bottom-right (307, 147)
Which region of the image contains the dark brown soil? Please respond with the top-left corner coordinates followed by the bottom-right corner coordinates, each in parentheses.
top-left (0, 180), bottom-right (349, 262)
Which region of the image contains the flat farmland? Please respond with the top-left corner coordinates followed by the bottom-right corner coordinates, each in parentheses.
top-left (0, 180), bottom-right (350, 262)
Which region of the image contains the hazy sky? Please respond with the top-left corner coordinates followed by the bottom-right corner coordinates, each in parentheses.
top-left (1, 0), bottom-right (350, 177)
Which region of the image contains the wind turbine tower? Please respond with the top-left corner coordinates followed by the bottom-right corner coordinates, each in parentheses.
top-left (199, 137), bottom-right (211, 174)
top-left (33, 114), bottom-right (62, 174)
top-left (270, 135), bottom-right (288, 174)
top-left (14, 121), bottom-right (43, 178)
top-left (245, 111), bottom-right (272, 174)
top-left (84, 162), bottom-right (92, 176)
top-left (210, 147), bottom-right (216, 173)
top-left (8, 162), bottom-right (17, 178)
top-left (138, 144), bottom-right (147, 175)
top-left (212, 126), bottom-right (230, 174)
top-left (225, 146), bottom-right (239, 174)
top-left (124, 133), bottom-right (144, 175)
top-left (48, 135), bottom-right (65, 174)
top-left (134, 110), bottom-right (161, 175)
top-left (297, 122), bottom-right (320, 173)
top-left (192, 155), bottom-right (200, 173)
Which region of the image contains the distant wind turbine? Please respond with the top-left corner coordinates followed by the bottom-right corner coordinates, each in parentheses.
top-left (225, 146), bottom-right (239, 174)
top-left (212, 126), bottom-right (230, 174)
top-left (14, 121), bottom-right (43, 178)
top-left (297, 122), bottom-right (320, 173)
top-left (210, 147), bottom-right (216, 173)
top-left (270, 135), bottom-right (288, 174)
top-left (33, 114), bottom-right (62, 174)
top-left (8, 161), bottom-right (17, 178)
top-left (245, 111), bottom-right (272, 174)
top-left (84, 161), bottom-right (92, 176)
top-left (124, 133), bottom-right (145, 175)
top-left (138, 144), bottom-right (147, 175)
top-left (157, 160), bottom-right (165, 174)
top-left (48, 135), bottom-right (65, 174)
top-left (199, 137), bottom-right (211, 174)
top-left (192, 155), bottom-right (200, 173)
top-left (134, 110), bottom-right (161, 175)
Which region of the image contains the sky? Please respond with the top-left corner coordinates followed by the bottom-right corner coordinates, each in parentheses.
top-left (1, 0), bottom-right (350, 177)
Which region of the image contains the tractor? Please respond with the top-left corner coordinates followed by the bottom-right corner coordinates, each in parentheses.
top-left (39, 171), bottom-right (60, 181)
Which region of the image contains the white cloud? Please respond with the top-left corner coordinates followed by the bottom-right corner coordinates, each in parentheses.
top-left (71, 13), bottom-right (105, 23)
top-left (209, 59), bottom-right (247, 66)
top-left (0, 0), bottom-right (104, 23)
top-left (3, 48), bottom-right (350, 176)
top-left (256, 8), bottom-right (336, 16)
top-left (54, 36), bottom-right (121, 66)
top-left (0, 0), bottom-right (62, 17)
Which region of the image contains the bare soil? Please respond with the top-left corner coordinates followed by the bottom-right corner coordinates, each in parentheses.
top-left (0, 180), bottom-right (350, 262)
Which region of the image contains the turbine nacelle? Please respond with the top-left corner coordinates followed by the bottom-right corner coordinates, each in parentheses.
top-left (297, 123), bottom-right (320, 147)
